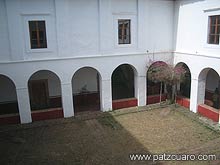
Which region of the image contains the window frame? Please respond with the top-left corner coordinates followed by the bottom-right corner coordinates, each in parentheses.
top-left (204, 8), bottom-right (220, 49)
top-left (22, 14), bottom-right (55, 54)
top-left (118, 19), bottom-right (131, 45)
top-left (28, 20), bottom-right (47, 49)
top-left (113, 14), bottom-right (136, 49)
top-left (208, 15), bottom-right (220, 45)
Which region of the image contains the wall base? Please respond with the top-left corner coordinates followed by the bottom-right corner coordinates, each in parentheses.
top-left (31, 108), bottom-right (64, 121)
top-left (147, 94), bottom-right (166, 105)
top-left (0, 114), bottom-right (20, 125)
top-left (198, 104), bottom-right (219, 122)
top-left (176, 96), bottom-right (190, 108)
top-left (112, 98), bottom-right (137, 110)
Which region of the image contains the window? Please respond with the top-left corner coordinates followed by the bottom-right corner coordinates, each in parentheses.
top-left (118, 19), bottom-right (131, 44)
top-left (208, 15), bottom-right (220, 44)
top-left (29, 20), bottom-right (47, 49)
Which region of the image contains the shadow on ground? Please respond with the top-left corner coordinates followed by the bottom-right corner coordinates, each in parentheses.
top-left (0, 109), bottom-right (161, 165)
top-left (0, 105), bottom-right (220, 165)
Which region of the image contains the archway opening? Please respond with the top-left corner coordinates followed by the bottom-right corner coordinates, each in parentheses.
top-left (173, 62), bottom-right (191, 108)
top-left (197, 68), bottom-right (220, 122)
top-left (0, 75), bottom-right (20, 124)
top-left (111, 64), bottom-right (137, 109)
top-left (72, 67), bottom-right (101, 113)
top-left (176, 63), bottom-right (191, 98)
top-left (28, 70), bottom-right (63, 121)
top-left (146, 61), bottom-right (167, 105)
top-left (0, 75), bottom-right (18, 115)
top-left (204, 69), bottom-right (220, 109)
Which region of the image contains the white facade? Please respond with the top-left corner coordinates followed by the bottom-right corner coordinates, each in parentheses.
top-left (173, 0), bottom-right (220, 114)
top-left (0, 0), bottom-right (220, 124)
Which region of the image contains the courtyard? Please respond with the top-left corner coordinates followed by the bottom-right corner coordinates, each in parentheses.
top-left (0, 105), bottom-right (220, 165)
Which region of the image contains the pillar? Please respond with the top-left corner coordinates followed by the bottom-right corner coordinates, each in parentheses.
top-left (16, 87), bottom-right (32, 124)
top-left (190, 77), bottom-right (206, 113)
top-left (190, 78), bottom-right (198, 113)
top-left (100, 79), bottom-right (112, 112)
top-left (135, 75), bottom-right (146, 106)
top-left (61, 82), bottom-right (74, 117)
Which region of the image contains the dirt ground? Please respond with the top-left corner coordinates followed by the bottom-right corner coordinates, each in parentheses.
top-left (0, 105), bottom-right (220, 165)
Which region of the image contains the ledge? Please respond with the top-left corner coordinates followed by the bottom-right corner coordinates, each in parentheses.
top-left (31, 107), bottom-right (63, 121)
top-left (0, 51), bottom-right (173, 64)
top-left (198, 104), bottom-right (219, 122)
top-left (112, 98), bottom-right (137, 110)
top-left (0, 114), bottom-right (20, 125)
top-left (176, 96), bottom-right (190, 109)
top-left (147, 94), bottom-right (167, 105)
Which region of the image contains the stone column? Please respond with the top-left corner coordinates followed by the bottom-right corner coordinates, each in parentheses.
top-left (190, 78), bottom-right (198, 113)
top-left (219, 113), bottom-right (220, 124)
top-left (61, 82), bottom-right (74, 117)
top-left (100, 79), bottom-right (112, 112)
top-left (190, 77), bottom-right (206, 113)
top-left (135, 75), bottom-right (146, 106)
top-left (16, 87), bottom-right (32, 124)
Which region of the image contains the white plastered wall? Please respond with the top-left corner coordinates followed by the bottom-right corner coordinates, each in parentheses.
top-left (174, 52), bottom-right (220, 113)
top-left (174, 0), bottom-right (220, 114)
top-left (0, 0), bottom-right (175, 123)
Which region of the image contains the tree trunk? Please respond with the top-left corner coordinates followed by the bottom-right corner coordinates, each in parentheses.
top-left (164, 84), bottom-right (167, 94)
top-left (171, 84), bottom-right (177, 104)
top-left (166, 84), bottom-right (172, 104)
top-left (174, 84), bottom-right (177, 107)
top-left (159, 82), bottom-right (162, 104)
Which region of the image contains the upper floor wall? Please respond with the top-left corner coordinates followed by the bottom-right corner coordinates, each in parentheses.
top-left (174, 0), bottom-right (220, 57)
top-left (0, 0), bottom-right (174, 62)
top-left (0, 0), bottom-right (10, 61)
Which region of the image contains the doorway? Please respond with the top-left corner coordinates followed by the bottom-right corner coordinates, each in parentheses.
top-left (29, 80), bottom-right (49, 110)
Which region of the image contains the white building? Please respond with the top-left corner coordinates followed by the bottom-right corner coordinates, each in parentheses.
top-left (0, 0), bottom-right (220, 124)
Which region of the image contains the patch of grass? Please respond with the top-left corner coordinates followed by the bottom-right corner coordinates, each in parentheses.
top-left (175, 106), bottom-right (220, 135)
top-left (1, 105), bottom-right (220, 165)
top-left (97, 116), bottom-right (122, 130)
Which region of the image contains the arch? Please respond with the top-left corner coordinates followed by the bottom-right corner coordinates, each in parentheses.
top-left (147, 61), bottom-right (168, 81)
top-left (111, 63), bottom-right (138, 77)
top-left (0, 74), bottom-right (19, 116)
top-left (72, 67), bottom-right (101, 113)
top-left (111, 64), bottom-right (136, 100)
top-left (199, 68), bottom-right (220, 109)
top-left (198, 68), bottom-right (212, 81)
top-left (146, 61), bottom-right (168, 105)
top-left (71, 65), bottom-right (102, 80)
top-left (28, 70), bottom-right (63, 121)
top-left (175, 62), bottom-right (191, 98)
top-left (205, 69), bottom-right (219, 91)
top-left (28, 70), bottom-right (62, 83)
top-left (147, 61), bottom-right (168, 70)
top-left (175, 62), bottom-right (191, 76)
